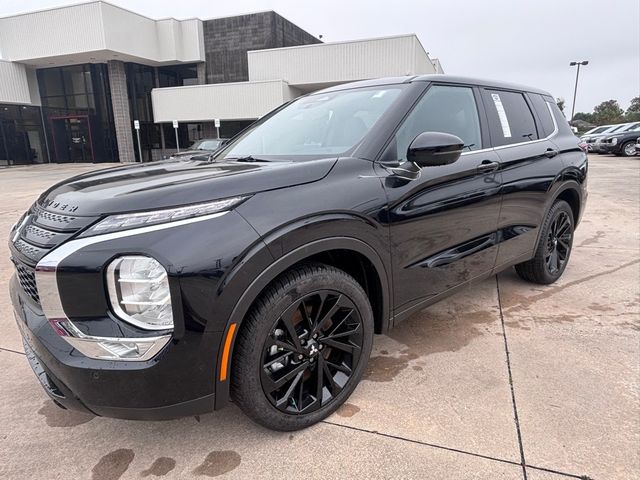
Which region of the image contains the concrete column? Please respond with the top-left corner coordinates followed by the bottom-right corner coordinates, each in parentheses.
top-left (107, 60), bottom-right (136, 163)
top-left (196, 62), bottom-right (206, 85)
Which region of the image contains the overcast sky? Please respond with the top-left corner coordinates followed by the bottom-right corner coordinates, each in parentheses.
top-left (2, 0), bottom-right (639, 113)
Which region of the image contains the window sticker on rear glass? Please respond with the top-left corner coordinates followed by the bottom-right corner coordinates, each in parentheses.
top-left (491, 93), bottom-right (512, 138)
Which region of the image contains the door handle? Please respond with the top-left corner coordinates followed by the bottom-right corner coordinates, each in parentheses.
top-left (545, 148), bottom-right (559, 158)
top-left (477, 160), bottom-right (499, 173)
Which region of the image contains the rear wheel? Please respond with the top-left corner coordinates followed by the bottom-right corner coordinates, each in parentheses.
top-left (515, 200), bottom-right (574, 284)
top-left (231, 263), bottom-right (373, 431)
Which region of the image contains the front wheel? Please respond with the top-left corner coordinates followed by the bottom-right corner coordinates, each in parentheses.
top-left (231, 263), bottom-right (373, 431)
top-left (515, 200), bottom-right (574, 284)
top-left (621, 141), bottom-right (637, 157)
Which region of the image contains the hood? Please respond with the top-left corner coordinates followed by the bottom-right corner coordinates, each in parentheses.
top-left (38, 157), bottom-right (338, 216)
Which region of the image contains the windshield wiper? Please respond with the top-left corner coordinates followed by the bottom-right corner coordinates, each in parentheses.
top-left (229, 155), bottom-right (272, 162)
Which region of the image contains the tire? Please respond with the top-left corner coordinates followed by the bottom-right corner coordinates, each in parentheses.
top-left (515, 200), bottom-right (574, 285)
top-left (231, 262), bottom-right (374, 431)
top-left (620, 141), bottom-right (636, 157)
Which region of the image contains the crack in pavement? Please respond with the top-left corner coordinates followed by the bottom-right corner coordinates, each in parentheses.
top-left (322, 420), bottom-right (591, 479)
top-left (496, 275), bottom-right (528, 480)
top-left (504, 258), bottom-right (640, 313)
top-left (0, 346), bottom-right (25, 355)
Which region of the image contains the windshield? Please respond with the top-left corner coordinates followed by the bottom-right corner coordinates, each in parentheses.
top-left (192, 139), bottom-right (223, 150)
top-left (609, 124), bottom-right (629, 133)
top-left (621, 123), bottom-right (640, 132)
top-left (220, 86), bottom-right (404, 160)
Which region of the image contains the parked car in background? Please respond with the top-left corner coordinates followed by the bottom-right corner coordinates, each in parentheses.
top-left (584, 123), bottom-right (636, 153)
top-left (581, 124), bottom-right (616, 138)
top-left (169, 138), bottom-right (229, 160)
top-left (601, 124), bottom-right (640, 156)
top-left (10, 75), bottom-right (587, 431)
top-left (635, 136), bottom-right (640, 154)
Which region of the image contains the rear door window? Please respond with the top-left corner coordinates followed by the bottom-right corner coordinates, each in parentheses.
top-left (482, 89), bottom-right (539, 146)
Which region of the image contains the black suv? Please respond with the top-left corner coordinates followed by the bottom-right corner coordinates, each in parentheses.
top-left (9, 75), bottom-right (587, 431)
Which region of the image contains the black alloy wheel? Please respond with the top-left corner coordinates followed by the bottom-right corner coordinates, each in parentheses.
top-left (261, 291), bottom-right (363, 414)
top-left (545, 210), bottom-right (572, 275)
top-left (232, 263), bottom-right (373, 431)
top-left (515, 200), bottom-right (574, 285)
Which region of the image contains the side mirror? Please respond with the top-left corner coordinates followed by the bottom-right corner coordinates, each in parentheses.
top-left (407, 132), bottom-right (464, 167)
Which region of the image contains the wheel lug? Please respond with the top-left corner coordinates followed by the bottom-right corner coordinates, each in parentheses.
top-left (319, 345), bottom-right (324, 350)
top-left (297, 354), bottom-right (303, 360)
top-left (312, 333), bottom-right (318, 339)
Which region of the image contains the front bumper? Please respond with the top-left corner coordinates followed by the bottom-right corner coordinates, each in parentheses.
top-left (11, 274), bottom-right (221, 420)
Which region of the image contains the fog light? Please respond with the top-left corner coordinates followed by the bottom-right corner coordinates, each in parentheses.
top-left (106, 256), bottom-right (173, 330)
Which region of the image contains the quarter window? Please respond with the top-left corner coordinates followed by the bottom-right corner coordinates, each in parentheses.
top-left (394, 85), bottom-right (482, 160)
top-left (529, 94), bottom-right (556, 137)
top-left (482, 89), bottom-right (539, 146)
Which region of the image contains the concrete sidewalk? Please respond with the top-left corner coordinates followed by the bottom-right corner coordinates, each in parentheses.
top-left (0, 157), bottom-right (638, 479)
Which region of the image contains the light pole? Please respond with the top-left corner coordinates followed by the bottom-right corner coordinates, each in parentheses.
top-left (569, 60), bottom-right (589, 122)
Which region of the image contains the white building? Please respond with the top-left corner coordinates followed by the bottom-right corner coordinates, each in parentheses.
top-left (0, 1), bottom-right (443, 165)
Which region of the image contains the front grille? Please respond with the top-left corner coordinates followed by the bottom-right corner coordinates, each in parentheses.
top-left (32, 204), bottom-right (78, 226)
top-left (15, 262), bottom-right (39, 304)
top-left (24, 224), bottom-right (56, 242)
top-left (13, 238), bottom-right (47, 263)
top-left (10, 203), bottom-right (99, 305)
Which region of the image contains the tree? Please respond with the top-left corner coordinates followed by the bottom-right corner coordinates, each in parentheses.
top-left (592, 100), bottom-right (625, 125)
top-left (573, 112), bottom-right (595, 124)
top-left (625, 97), bottom-right (640, 122)
top-left (556, 98), bottom-right (565, 116)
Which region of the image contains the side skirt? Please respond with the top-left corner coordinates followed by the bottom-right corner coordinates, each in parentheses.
top-left (389, 250), bottom-right (534, 329)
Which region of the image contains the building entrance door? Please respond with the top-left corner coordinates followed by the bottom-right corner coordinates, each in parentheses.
top-left (51, 115), bottom-right (94, 163)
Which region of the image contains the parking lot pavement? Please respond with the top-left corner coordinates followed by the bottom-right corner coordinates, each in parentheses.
top-left (0, 156), bottom-right (638, 479)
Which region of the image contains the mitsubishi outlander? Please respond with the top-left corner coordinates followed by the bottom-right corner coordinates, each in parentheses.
top-left (9, 75), bottom-right (587, 431)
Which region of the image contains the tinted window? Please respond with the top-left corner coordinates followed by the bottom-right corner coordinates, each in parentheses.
top-left (483, 89), bottom-right (538, 146)
top-left (529, 94), bottom-right (555, 137)
top-left (394, 85), bottom-right (482, 160)
top-left (546, 101), bottom-right (575, 137)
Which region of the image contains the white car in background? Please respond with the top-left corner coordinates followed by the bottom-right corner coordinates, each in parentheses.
top-left (580, 124), bottom-right (616, 140)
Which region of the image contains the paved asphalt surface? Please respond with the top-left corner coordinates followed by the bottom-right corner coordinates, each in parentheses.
top-left (0, 155), bottom-right (638, 479)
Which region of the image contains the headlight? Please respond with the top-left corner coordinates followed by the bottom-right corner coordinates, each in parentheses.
top-left (106, 256), bottom-right (173, 330)
top-left (611, 137), bottom-right (618, 145)
top-left (83, 196), bottom-right (248, 236)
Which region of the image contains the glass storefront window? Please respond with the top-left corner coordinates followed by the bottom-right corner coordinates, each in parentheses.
top-left (0, 104), bottom-right (48, 166)
top-left (37, 64), bottom-right (117, 163)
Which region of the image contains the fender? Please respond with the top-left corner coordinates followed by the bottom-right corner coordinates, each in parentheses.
top-left (532, 178), bottom-right (584, 253)
top-left (213, 235), bottom-right (391, 409)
